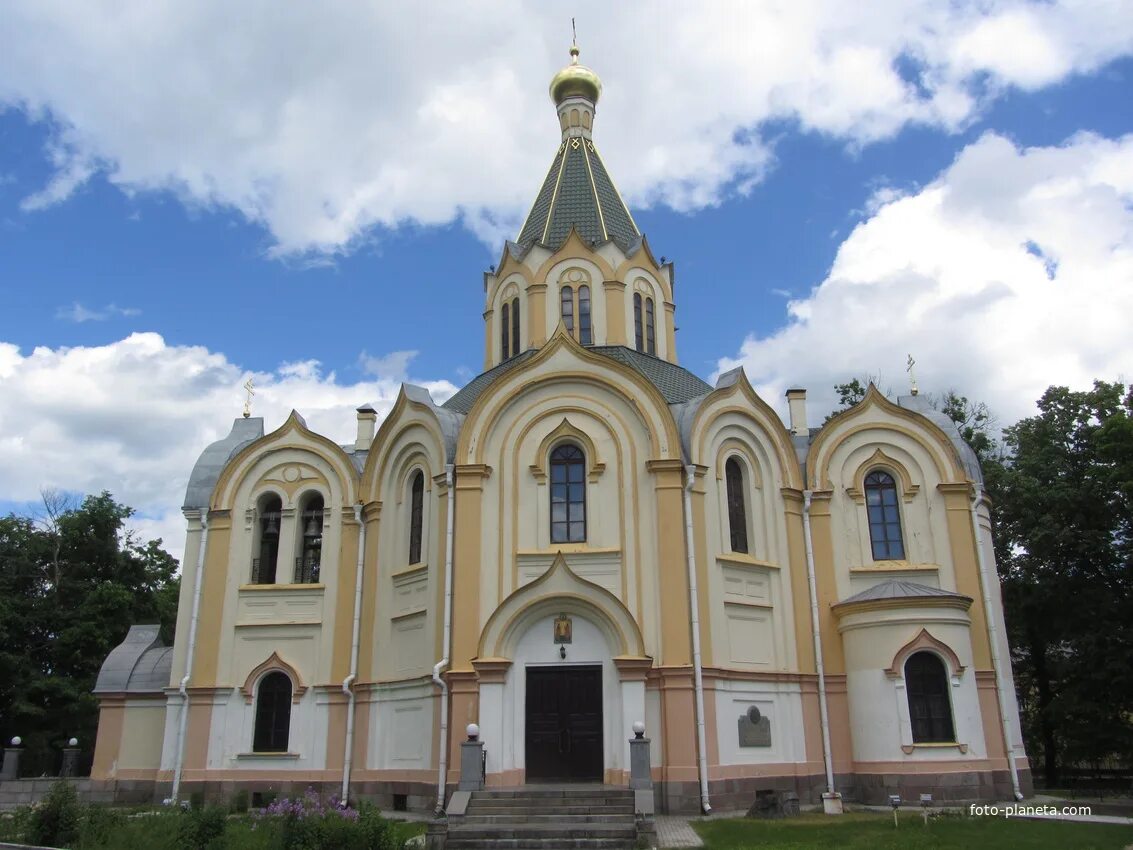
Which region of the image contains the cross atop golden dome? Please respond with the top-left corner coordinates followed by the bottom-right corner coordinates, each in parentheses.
top-left (549, 43), bottom-right (602, 106)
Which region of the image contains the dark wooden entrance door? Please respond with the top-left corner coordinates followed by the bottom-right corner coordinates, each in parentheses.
top-left (525, 666), bottom-right (603, 782)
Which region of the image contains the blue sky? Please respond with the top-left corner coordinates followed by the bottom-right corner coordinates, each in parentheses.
top-left (1, 2), bottom-right (1132, 558)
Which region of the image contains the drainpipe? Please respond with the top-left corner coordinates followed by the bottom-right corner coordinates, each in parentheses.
top-left (969, 492), bottom-right (1024, 801)
top-left (171, 511), bottom-right (208, 803)
top-left (432, 465), bottom-right (456, 814)
top-left (681, 466), bottom-right (711, 814)
top-left (340, 503), bottom-right (366, 802)
top-left (802, 492), bottom-right (837, 798)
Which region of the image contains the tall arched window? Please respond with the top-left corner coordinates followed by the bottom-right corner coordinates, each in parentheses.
top-left (905, 652), bottom-right (955, 743)
top-left (865, 470), bottom-right (905, 560)
top-left (511, 296), bottom-right (520, 355)
top-left (501, 301), bottom-right (511, 360)
top-left (578, 285), bottom-right (592, 345)
top-left (253, 671), bottom-right (292, 752)
top-left (408, 470), bottom-right (424, 564)
top-left (645, 297), bottom-right (656, 355)
top-left (560, 285), bottom-right (574, 335)
top-left (253, 494), bottom-right (282, 584)
top-left (633, 293), bottom-right (644, 351)
top-left (295, 493), bottom-right (323, 583)
top-left (725, 458), bottom-right (749, 554)
top-left (550, 444), bottom-right (586, 543)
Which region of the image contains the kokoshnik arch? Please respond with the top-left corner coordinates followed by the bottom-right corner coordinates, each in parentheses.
top-left (91, 45), bottom-right (1031, 813)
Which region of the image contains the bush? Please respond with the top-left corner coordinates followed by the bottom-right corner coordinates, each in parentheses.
top-left (178, 805), bottom-right (228, 850)
top-left (254, 790), bottom-right (396, 850)
top-left (78, 805), bottom-right (127, 846)
top-left (27, 779), bottom-right (81, 847)
top-left (230, 789), bottom-right (250, 814)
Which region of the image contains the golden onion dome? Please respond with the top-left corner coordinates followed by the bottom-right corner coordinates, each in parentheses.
top-left (549, 44), bottom-right (602, 105)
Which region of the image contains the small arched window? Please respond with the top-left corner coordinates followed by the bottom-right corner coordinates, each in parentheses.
top-left (511, 296), bottom-right (521, 356)
top-left (409, 470), bottom-right (424, 565)
top-left (633, 293), bottom-right (644, 351)
top-left (905, 652), bottom-right (955, 743)
top-left (253, 671), bottom-right (292, 752)
top-left (578, 285), bottom-right (592, 345)
top-left (295, 493), bottom-right (323, 583)
top-left (253, 494), bottom-right (282, 584)
top-left (865, 470), bottom-right (905, 560)
top-left (501, 301), bottom-right (511, 360)
top-left (725, 458), bottom-right (749, 554)
top-left (550, 444), bottom-right (586, 543)
top-left (560, 285), bottom-right (574, 335)
top-left (645, 298), bottom-right (656, 355)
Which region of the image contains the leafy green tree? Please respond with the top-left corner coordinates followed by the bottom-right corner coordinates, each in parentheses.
top-left (0, 492), bottom-right (179, 775)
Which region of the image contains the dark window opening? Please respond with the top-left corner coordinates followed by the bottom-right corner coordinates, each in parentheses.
top-left (409, 470), bottom-right (424, 564)
top-left (906, 652), bottom-right (955, 743)
top-left (865, 470), bottom-right (905, 560)
top-left (560, 285), bottom-right (574, 335)
top-left (550, 444), bottom-right (586, 543)
top-left (295, 494), bottom-right (323, 583)
top-left (645, 297), bottom-right (656, 356)
top-left (253, 671), bottom-right (292, 752)
top-left (725, 457), bottom-right (749, 554)
top-left (633, 293), bottom-right (644, 351)
top-left (578, 285), bottom-right (592, 345)
top-left (501, 301), bottom-right (511, 360)
top-left (253, 495), bottom-right (282, 584)
top-left (511, 297), bottom-right (521, 356)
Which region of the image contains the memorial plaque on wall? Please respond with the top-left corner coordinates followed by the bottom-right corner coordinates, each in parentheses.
top-left (738, 704), bottom-right (772, 747)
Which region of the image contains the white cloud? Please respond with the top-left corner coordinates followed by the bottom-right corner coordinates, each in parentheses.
top-left (718, 131), bottom-right (1133, 427)
top-left (55, 302), bottom-right (141, 322)
top-left (0, 333), bottom-right (457, 562)
top-left (359, 350), bottom-right (418, 382)
top-left (1, 2), bottom-right (1130, 254)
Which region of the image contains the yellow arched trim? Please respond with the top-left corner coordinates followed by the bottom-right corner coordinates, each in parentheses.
top-left (885, 628), bottom-right (966, 679)
top-left (530, 417), bottom-right (606, 483)
top-left (477, 552), bottom-right (647, 660)
top-left (807, 385), bottom-right (968, 489)
top-left (531, 228), bottom-right (617, 282)
top-left (212, 411), bottom-right (357, 511)
top-left (715, 439), bottom-right (764, 488)
top-left (846, 448), bottom-right (921, 504)
top-left (361, 387), bottom-right (448, 501)
top-left (455, 325), bottom-right (680, 463)
top-left (690, 372), bottom-right (803, 490)
top-left (241, 651), bottom-right (307, 704)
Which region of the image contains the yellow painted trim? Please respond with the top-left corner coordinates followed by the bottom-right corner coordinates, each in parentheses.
top-left (581, 141), bottom-right (608, 241)
top-left (540, 143), bottom-right (570, 245)
top-left (716, 552), bottom-right (780, 570)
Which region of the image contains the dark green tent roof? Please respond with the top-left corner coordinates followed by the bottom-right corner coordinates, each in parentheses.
top-left (441, 346), bottom-right (710, 415)
top-left (515, 137), bottom-right (640, 253)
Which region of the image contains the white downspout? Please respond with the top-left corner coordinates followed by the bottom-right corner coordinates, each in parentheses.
top-left (681, 466), bottom-right (711, 814)
top-left (171, 511), bottom-right (207, 803)
top-left (970, 492), bottom-right (1024, 801)
top-left (340, 504), bottom-right (366, 802)
top-left (802, 492), bottom-right (838, 801)
top-left (432, 465), bottom-right (456, 814)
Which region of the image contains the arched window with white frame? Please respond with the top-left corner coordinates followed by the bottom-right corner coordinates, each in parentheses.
top-left (550, 443), bottom-right (586, 543)
top-left (905, 651), bottom-right (955, 743)
top-left (865, 469), bottom-right (905, 560)
top-left (408, 470), bottom-right (425, 564)
top-left (252, 671), bottom-right (292, 752)
top-left (725, 457), bottom-right (749, 554)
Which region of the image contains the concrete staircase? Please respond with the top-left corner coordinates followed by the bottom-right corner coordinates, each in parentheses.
top-left (446, 785), bottom-right (640, 849)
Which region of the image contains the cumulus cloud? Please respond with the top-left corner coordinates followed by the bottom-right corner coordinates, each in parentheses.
top-left (55, 302), bottom-right (141, 322)
top-left (718, 131), bottom-right (1133, 426)
top-left (1, 2), bottom-right (1130, 254)
top-left (0, 333), bottom-right (457, 561)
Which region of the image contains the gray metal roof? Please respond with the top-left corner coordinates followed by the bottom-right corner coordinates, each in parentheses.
top-left (896, 394), bottom-right (985, 484)
top-left (442, 346), bottom-right (711, 416)
top-left (184, 417), bottom-right (264, 510)
top-left (516, 138), bottom-right (639, 253)
top-left (838, 579), bottom-right (970, 605)
top-left (94, 624), bottom-right (172, 694)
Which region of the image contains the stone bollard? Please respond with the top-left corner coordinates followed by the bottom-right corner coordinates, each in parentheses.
top-left (1, 737), bottom-right (22, 781)
top-left (629, 721), bottom-right (652, 791)
top-left (61, 738), bottom-right (80, 778)
top-left (458, 724), bottom-right (484, 792)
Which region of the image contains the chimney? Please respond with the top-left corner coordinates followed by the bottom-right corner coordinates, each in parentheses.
top-left (785, 389), bottom-right (808, 437)
top-left (355, 404), bottom-right (377, 451)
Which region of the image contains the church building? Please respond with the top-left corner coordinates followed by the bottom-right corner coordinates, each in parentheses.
top-left (92, 46), bottom-right (1031, 814)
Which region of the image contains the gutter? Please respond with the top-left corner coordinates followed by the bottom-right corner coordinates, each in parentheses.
top-left (340, 503), bottom-right (366, 802)
top-left (171, 511), bottom-right (207, 803)
top-left (802, 492), bottom-right (839, 805)
top-left (681, 466), bottom-right (711, 814)
top-left (969, 492), bottom-right (1024, 801)
top-left (432, 465), bottom-right (456, 814)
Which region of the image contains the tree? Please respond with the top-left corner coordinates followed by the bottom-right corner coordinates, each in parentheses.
top-left (0, 492), bottom-right (179, 775)
top-left (992, 381), bottom-right (1133, 785)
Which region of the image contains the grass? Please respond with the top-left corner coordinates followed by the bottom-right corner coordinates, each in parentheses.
top-left (693, 811), bottom-right (1133, 849)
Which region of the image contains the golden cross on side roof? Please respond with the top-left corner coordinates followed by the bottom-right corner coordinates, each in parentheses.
top-left (242, 377), bottom-right (255, 418)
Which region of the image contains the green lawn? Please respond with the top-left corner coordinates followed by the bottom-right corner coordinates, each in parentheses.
top-left (693, 811), bottom-right (1133, 849)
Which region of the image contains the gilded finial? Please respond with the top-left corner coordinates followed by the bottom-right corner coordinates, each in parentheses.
top-left (242, 377), bottom-right (256, 418)
top-left (549, 24), bottom-right (601, 105)
top-left (906, 354), bottom-right (919, 397)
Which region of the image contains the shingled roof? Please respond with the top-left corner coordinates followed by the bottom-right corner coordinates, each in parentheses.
top-left (515, 137), bottom-right (640, 253)
top-left (441, 346), bottom-right (711, 415)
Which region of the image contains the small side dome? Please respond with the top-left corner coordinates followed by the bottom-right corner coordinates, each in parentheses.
top-left (549, 44), bottom-right (602, 105)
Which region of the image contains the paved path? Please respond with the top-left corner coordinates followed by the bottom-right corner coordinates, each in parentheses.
top-left (656, 814), bottom-right (704, 848)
